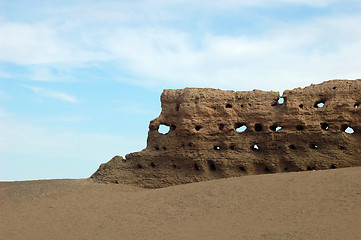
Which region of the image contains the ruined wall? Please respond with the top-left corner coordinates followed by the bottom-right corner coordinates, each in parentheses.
top-left (91, 79), bottom-right (361, 188)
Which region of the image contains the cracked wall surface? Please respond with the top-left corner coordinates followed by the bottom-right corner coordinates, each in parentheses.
top-left (91, 79), bottom-right (361, 188)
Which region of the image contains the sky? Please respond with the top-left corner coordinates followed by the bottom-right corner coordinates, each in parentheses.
top-left (1, 0), bottom-right (361, 181)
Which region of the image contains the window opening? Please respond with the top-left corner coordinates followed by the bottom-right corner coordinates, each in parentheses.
top-left (255, 124), bottom-right (263, 132)
top-left (320, 123), bottom-right (329, 130)
top-left (158, 124), bottom-right (170, 134)
top-left (314, 100), bottom-right (326, 108)
top-left (235, 123), bottom-right (247, 133)
top-left (251, 144), bottom-right (259, 150)
top-left (344, 126), bottom-right (354, 134)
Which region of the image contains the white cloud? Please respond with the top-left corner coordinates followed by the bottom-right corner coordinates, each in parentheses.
top-left (0, 22), bottom-right (66, 64)
top-left (0, 1), bottom-right (360, 92)
top-left (29, 65), bottom-right (73, 82)
top-left (23, 85), bottom-right (79, 103)
top-left (100, 14), bottom-right (361, 91)
top-left (0, 22), bottom-right (110, 65)
top-left (111, 0), bottom-right (358, 10)
top-left (204, 0), bottom-right (351, 7)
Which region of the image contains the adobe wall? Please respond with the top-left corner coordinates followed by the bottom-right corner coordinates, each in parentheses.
top-left (91, 79), bottom-right (361, 188)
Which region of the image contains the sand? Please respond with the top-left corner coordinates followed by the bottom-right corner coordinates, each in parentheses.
top-left (1, 167), bottom-right (361, 240)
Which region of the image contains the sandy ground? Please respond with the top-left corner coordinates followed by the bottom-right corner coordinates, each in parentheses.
top-left (1, 167), bottom-right (361, 240)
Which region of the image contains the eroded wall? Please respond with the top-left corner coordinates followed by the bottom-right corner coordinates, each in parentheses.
top-left (91, 79), bottom-right (361, 188)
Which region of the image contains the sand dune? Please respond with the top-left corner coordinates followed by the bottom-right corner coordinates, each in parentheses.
top-left (1, 167), bottom-right (361, 240)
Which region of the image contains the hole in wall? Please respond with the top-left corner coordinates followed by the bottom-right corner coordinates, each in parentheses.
top-left (176, 104), bottom-right (180, 112)
top-left (214, 146), bottom-right (221, 150)
top-left (158, 124), bottom-right (170, 134)
top-left (162, 146), bottom-right (167, 150)
top-left (172, 164), bottom-right (177, 169)
top-left (333, 86), bottom-right (337, 90)
top-left (289, 144), bottom-right (296, 150)
top-left (137, 164), bottom-right (143, 169)
top-left (239, 166), bottom-right (246, 172)
top-left (314, 100), bottom-right (326, 108)
top-left (270, 125), bottom-right (282, 131)
top-left (150, 162), bottom-right (156, 168)
top-left (307, 166), bottom-right (315, 171)
top-left (296, 125), bottom-right (304, 131)
top-left (310, 144), bottom-right (318, 149)
top-left (195, 125), bottom-right (202, 131)
top-left (344, 127), bottom-right (354, 134)
top-left (226, 104), bottom-right (232, 108)
top-left (264, 167), bottom-right (271, 173)
top-left (194, 163), bottom-right (200, 171)
top-left (251, 144), bottom-right (259, 150)
top-left (255, 124), bottom-right (263, 132)
top-left (219, 124), bottom-right (225, 130)
top-left (241, 104), bottom-right (244, 108)
top-left (171, 124), bottom-right (176, 131)
top-left (354, 102), bottom-right (360, 109)
top-left (320, 122), bottom-right (329, 130)
top-left (235, 123), bottom-right (247, 133)
top-left (208, 162), bottom-right (217, 171)
top-left (194, 97), bottom-right (200, 104)
top-left (271, 96), bottom-right (286, 106)
top-left (338, 146), bottom-right (345, 150)
top-left (230, 145), bottom-right (236, 150)
top-left (188, 142), bottom-right (194, 147)
top-left (154, 146), bottom-right (160, 151)
top-left (299, 104), bottom-right (304, 108)
top-left (330, 164), bottom-right (337, 169)
top-left (342, 125), bottom-right (354, 134)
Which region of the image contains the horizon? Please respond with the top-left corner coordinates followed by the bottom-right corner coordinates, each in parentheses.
top-left (1, 0), bottom-right (361, 181)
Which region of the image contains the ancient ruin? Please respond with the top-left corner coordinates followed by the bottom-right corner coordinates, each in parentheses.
top-left (91, 79), bottom-right (361, 188)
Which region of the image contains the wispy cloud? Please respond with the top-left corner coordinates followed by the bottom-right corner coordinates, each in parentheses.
top-left (29, 65), bottom-right (75, 82)
top-left (0, 22), bottom-right (110, 65)
top-left (1, 0), bottom-right (361, 92)
top-left (23, 85), bottom-right (79, 103)
top-left (161, 0), bottom-right (358, 8)
top-left (100, 15), bottom-right (361, 91)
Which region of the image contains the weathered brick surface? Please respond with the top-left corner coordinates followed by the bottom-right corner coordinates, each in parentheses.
top-left (91, 79), bottom-right (361, 188)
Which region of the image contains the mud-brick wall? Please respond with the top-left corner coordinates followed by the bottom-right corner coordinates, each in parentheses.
top-left (91, 79), bottom-right (361, 188)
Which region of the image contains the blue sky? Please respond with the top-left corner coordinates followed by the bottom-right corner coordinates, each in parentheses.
top-left (1, 0), bottom-right (361, 181)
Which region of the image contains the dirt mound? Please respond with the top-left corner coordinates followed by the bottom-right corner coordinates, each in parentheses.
top-left (2, 168), bottom-right (361, 239)
top-left (92, 79), bottom-right (361, 188)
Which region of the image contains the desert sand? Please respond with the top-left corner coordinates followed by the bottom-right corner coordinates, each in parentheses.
top-left (1, 167), bottom-right (361, 240)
